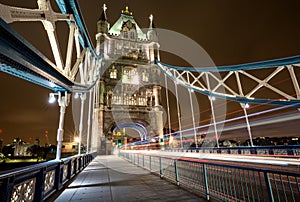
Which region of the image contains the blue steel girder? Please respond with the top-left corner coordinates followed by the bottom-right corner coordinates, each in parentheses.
top-left (0, 0), bottom-right (102, 93)
top-left (0, 18), bottom-right (72, 92)
top-left (156, 57), bottom-right (300, 108)
top-left (55, 0), bottom-right (96, 56)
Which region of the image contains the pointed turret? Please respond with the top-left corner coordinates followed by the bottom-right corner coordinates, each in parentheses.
top-left (108, 6), bottom-right (147, 41)
top-left (147, 14), bottom-right (158, 42)
top-left (97, 4), bottom-right (110, 34)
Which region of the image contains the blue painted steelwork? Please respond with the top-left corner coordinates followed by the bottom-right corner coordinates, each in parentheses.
top-left (55, 0), bottom-right (96, 57)
top-left (157, 61), bottom-right (300, 107)
top-left (0, 0), bottom-right (102, 93)
top-left (0, 153), bottom-right (96, 201)
top-left (156, 55), bottom-right (300, 72)
top-left (0, 18), bottom-right (72, 92)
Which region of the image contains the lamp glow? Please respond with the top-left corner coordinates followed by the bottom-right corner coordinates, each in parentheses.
top-left (48, 93), bottom-right (56, 103)
top-left (74, 136), bottom-right (80, 142)
top-left (74, 93), bottom-right (79, 99)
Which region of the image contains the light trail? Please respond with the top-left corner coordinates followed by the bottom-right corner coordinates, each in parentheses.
top-left (122, 150), bottom-right (300, 167)
top-left (169, 103), bottom-right (299, 137)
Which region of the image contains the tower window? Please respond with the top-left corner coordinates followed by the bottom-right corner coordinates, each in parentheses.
top-left (110, 66), bottom-right (117, 79)
top-left (123, 32), bottom-right (128, 38)
top-left (142, 71), bottom-right (149, 82)
top-left (130, 31), bottom-right (135, 39)
top-left (122, 67), bottom-right (139, 84)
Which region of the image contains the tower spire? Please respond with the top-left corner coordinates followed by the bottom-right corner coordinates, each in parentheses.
top-left (97, 3), bottom-right (110, 34)
top-left (100, 3), bottom-right (107, 21)
top-left (147, 14), bottom-right (157, 42)
top-left (149, 14), bottom-right (154, 28)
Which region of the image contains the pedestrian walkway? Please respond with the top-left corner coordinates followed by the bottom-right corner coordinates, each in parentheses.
top-left (48, 155), bottom-right (205, 202)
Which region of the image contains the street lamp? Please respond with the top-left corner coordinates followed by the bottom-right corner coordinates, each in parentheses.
top-left (48, 92), bottom-right (69, 160)
top-left (48, 93), bottom-right (56, 103)
top-left (74, 92), bottom-right (79, 99)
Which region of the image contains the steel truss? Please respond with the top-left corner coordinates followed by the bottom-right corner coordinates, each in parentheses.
top-left (0, 0), bottom-right (101, 92)
top-left (157, 58), bottom-right (300, 107)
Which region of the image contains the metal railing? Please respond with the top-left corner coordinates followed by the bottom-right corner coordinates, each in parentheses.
top-left (0, 153), bottom-right (96, 202)
top-left (119, 151), bottom-right (300, 202)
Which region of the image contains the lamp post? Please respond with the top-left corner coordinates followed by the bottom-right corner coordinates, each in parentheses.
top-left (86, 88), bottom-right (94, 153)
top-left (49, 92), bottom-right (69, 160)
top-left (78, 93), bottom-right (86, 155)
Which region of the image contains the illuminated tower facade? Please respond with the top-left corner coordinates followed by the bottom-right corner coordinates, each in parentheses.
top-left (95, 5), bottom-right (163, 154)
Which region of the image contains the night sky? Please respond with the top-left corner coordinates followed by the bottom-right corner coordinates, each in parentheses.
top-left (1, 0), bottom-right (300, 145)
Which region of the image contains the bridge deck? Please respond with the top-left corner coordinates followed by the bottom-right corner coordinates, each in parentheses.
top-left (47, 155), bottom-right (204, 202)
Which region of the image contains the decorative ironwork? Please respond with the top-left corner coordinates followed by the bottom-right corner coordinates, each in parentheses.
top-left (44, 170), bottom-right (55, 194)
top-left (11, 178), bottom-right (36, 202)
top-left (63, 164), bottom-right (68, 181)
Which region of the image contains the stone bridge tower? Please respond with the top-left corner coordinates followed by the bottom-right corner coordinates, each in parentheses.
top-left (95, 5), bottom-right (163, 154)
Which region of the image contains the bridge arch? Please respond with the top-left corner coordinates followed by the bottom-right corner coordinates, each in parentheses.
top-left (113, 123), bottom-right (148, 141)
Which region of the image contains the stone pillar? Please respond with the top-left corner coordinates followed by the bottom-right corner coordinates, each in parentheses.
top-left (153, 85), bottom-right (161, 107)
top-left (97, 80), bottom-right (106, 155)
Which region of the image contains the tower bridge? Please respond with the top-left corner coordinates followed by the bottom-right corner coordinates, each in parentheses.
top-left (0, 1), bottom-right (299, 201)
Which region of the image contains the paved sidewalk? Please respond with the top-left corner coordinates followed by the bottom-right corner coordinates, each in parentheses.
top-left (50, 155), bottom-right (205, 202)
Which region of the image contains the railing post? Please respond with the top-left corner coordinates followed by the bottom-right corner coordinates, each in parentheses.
top-left (149, 156), bottom-right (152, 172)
top-left (34, 167), bottom-right (46, 201)
top-left (54, 161), bottom-right (63, 190)
top-left (0, 176), bottom-right (15, 202)
top-left (133, 154), bottom-right (135, 164)
top-left (159, 157), bottom-right (163, 178)
top-left (143, 155), bottom-right (145, 168)
top-left (203, 164), bottom-right (210, 201)
top-left (79, 156), bottom-right (83, 170)
top-left (68, 160), bottom-right (72, 179)
top-left (264, 172), bottom-right (274, 202)
top-left (174, 160), bottom-right (179, 185)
